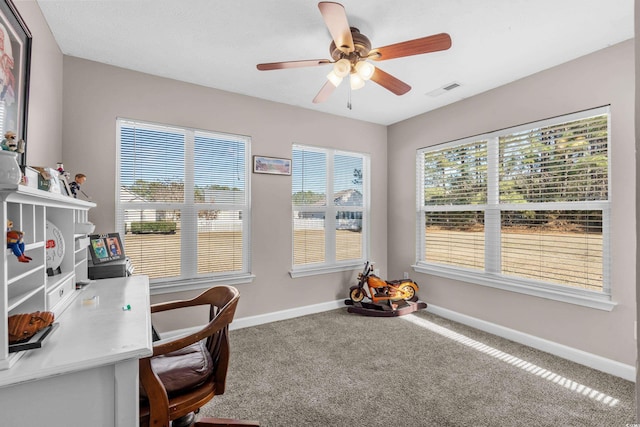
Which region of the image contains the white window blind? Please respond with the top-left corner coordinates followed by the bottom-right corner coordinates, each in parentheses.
top-left (117, 119), bottom-right (251, 287)
top-left (292, 145), bottom-right (368, 274)
top-left (416, 106), bottom-right (610, 305)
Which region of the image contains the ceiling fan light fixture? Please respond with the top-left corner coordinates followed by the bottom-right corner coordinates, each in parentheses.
top-left (327, 70), bottom-right (343, 87)
top-left (333, 58), bottom-right (351, 78)
top-left (350, 73), bottom-right (365, 90)
top-left (355, 61), bottom-right (375, 80)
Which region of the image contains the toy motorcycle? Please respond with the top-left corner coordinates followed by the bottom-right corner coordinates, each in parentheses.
top-left (349, 261), bottom-right (419, 305)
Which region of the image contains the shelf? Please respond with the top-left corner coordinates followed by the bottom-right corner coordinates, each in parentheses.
top-left (8, 287), bottom-right (44, 312)
top-left (7, 264), bottom-right (44, 286)
top-left (46, 270), bottom-right (75, 290)
top-left (0, 184), bottom-right (96, 209)
top-left (0, 187), bottom-right (94, 371)
top-left (5, 241), bottom-right (44, 258)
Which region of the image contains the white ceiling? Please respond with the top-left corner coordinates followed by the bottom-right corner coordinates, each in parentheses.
top-left (36, 0), bottom-right (633, 126)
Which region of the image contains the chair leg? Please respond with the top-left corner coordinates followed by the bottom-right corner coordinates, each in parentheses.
top-left (171, 412), bottom-right (196, 427)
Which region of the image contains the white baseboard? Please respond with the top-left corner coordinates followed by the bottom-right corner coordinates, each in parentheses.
top-left (426, 304), bottom-right (636, 382)
top-left (231, 299), bottom-right (635, 382)
top-left (231, 299), bottom-right (345, 330)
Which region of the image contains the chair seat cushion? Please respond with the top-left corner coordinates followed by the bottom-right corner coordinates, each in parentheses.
top-left (141, 339), bottom-right (214, 398)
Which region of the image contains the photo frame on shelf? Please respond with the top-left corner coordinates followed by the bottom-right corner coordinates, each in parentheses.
top-left (253, 155), bottom-right (291, 175)
top-left (59, 176), bottom-right (71, 196)
top-left (0, 0), bottom-right (32, 167)
top-left (88, 233), bottom-right (125, 264)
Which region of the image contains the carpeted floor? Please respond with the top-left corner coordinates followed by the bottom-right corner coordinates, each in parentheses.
top-left (198, 308), bottom-right (635, 426)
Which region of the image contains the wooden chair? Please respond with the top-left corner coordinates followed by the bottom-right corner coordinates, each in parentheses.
top-left (139, 285), bottom-right (259, 427)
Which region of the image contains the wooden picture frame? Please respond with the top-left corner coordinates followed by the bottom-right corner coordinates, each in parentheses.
top-left (253, 155), bottom-right (291, 175)
top-left (0, 0), bottom-right (31, 167)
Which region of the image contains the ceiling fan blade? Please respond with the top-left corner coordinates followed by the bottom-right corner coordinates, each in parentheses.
top-left (370, 33), bottom-right (452, 61)
top-left (257, 59), bottom-right (332, 71)
top-left (318, 2), bottom-right (354, 53)
top-left (370, 67), bottom-right (411, 95)
top-left (312, 80), bottom-right (337, 103)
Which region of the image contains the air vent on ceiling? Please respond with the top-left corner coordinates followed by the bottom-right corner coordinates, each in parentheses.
top-left (426, 81), bottom-right (461, 97)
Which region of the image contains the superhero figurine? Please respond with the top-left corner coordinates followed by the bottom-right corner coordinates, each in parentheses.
top-left (7, 220), bottom-right (31, 263)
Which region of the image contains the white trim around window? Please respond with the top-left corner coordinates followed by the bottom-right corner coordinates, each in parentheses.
top-left (116, 118), bottom-right (253, 293)
top-left (290, 144), bottom-right (370, 277)
top-left (415, 106), bottom-right (615, 310)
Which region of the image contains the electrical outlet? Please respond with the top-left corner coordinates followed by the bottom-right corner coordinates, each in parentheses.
top-left (403, 272), bottom-right (409, 279)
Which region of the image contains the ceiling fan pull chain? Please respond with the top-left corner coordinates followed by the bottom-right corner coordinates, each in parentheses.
top-left (347, 84), bottom-right (352, 110)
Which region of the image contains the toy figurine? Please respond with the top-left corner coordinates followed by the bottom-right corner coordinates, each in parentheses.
top-left (7, 220), bottom-right (31, 263)
top-left (345, 261), bottom-right (426, 317)
top-left (69, 173), bottom-right (86, 198)
top-left (0, 131), bottom-right (25, 153)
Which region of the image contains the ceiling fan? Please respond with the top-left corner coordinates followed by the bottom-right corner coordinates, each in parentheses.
top-left (256, 1), bottom-right (452, 104)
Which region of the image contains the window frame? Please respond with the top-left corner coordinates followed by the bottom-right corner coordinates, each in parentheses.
top-left (414, 106), bottom-right (615, 311)
top-left (116, 118), bottom-right (254, 294)
top-left (290, 144), bottom-right (370, 278)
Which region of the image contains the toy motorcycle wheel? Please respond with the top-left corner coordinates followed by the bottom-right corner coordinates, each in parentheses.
top-left (400, 284), bottom-right (416, 301)
top-left (349, 287), bottom-right (365, 303)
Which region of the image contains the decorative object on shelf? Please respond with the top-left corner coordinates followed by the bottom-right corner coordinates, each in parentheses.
top-left (0, 131), bottom-right (24, 153)
top-left (89, 232), bottom-right (125, 264)
top-left (46, 220), bottom-right (65, 276)
top-left (59, 175), bottom-right (71, 196)
top-left (7, 311), bottom-right (54, 344)
top-left (69, 173), bottom-right (86, 198)
top-left (0, 0), bottom-right (32, 167)
top-left (252, 155), bottom-right (291, 175)
top-left (20, 165), bottom-right (38, 188)
top-left (0, 149), bottom-right (21, 184)
top-left (32, 166), bottom-right (61, 193)
top-left (6, 220), bottom-right (31, 262)
top-left (54, 163), bottom-right (72, 195)
top-left (55, 162), bottom-right (69, 179)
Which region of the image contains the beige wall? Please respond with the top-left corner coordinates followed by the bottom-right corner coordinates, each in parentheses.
top-left (388, 40), bottom-right (636, 366)
top-left (14, 1), bottom-right (63, 166)
top-left (60, 56), bottom-right (388, 319)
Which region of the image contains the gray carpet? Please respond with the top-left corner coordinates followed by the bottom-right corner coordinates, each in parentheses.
top-left (198, 308), bottom-right (635, 426)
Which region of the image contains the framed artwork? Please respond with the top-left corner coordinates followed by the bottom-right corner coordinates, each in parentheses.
top-left (0, 0), bottom-right (31, 167)
top-left (253, 155), bottom-right (291, 175)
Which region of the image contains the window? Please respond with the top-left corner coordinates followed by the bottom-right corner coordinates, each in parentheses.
top-left (291, 145), bottom-right (369, 277)
top-left (415, 106), bottom-right (612, 309)
top-left (116, 119), bottom-right (252, 290)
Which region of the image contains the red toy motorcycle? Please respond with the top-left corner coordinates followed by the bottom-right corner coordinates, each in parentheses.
top-left (349, 261), bottom-right (419, 305)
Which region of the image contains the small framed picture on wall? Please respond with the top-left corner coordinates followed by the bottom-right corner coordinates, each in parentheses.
top-left (253, 155), bottom-right (291, 175)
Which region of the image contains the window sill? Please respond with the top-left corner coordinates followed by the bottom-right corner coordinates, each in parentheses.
top-left (289, 262), bottom-right (364, 278)
top-left (412, 263), bottom-right (616, 311)
top-left (149, 273), bottom-right (256, 295)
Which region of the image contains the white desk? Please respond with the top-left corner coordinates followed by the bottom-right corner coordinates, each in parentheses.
top-left (0, 275), bottom-right (152, 426)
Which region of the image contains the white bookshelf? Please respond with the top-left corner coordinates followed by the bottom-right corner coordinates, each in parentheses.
top-left (0, 184), bottom-right (95, 370)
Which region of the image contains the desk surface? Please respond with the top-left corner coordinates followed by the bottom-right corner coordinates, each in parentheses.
top-left (0, 275), bottom-right (153, 388)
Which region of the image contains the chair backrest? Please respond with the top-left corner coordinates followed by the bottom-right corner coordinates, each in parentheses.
top-left (140, 285), bottom-right (240, 427)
